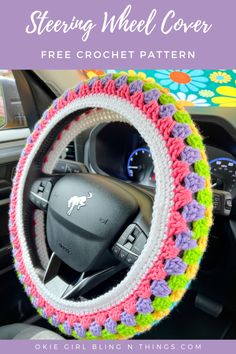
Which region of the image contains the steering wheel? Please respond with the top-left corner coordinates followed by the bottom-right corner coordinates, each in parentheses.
top-left (9, 72), bottom-right (213, 339)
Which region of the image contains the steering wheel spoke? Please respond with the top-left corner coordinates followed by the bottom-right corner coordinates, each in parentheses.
top-left (43, 252), bottom-right (126, 300)
top-left (28, 171), bottom-right (154, 302)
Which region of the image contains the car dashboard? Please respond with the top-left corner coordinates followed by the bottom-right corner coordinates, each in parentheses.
top-left (87, 117), bottom-right (236, 199)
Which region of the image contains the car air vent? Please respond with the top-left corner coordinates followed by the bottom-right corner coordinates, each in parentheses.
top-left (61, 140), bottom-right (76, 161)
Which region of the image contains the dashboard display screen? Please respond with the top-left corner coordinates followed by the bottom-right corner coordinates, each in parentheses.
top-left (89, 122), bottom-right (236, 195)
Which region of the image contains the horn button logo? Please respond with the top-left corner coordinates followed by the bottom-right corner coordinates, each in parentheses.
top-left (67, 192), bottom-right (93, 215)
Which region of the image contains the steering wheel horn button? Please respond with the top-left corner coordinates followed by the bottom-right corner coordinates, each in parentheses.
top-left (46, 174), bottom-right (139, 272)
top-left (67, 192), bottom-right (93, 215)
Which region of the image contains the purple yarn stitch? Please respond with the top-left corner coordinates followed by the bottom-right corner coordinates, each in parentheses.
top-left (63, 321), bottom-right (72, 336)
top-left (41, 308), bottom-right (48, 319)
top-left (32, 297), bottom-right (38, 309)
top-left (51, 315), bottom-right (59, 327)
top-left (74, 323), bottom-right (86, 338)
top-left (25, 286), bottom-right (31, 296)
top-left (14, 260), bottom-right (19, 272)
top-left (120, 312), bottom-right (136, 326)
top-left (144, 89), bottom-right (161, 104)
top-left (42, 110), bottom-right (48, 120)
top-left (185, 172), bottom-right (205, 193)
top-left (115, 75), bottom-right (128, 88)
top-left (89, 321), bottom-right (102, 337)
top-left (175, 230), bottom-right (197, 250)
top-left (172, 123), bottom-right (192, 139)
top-left (105, 318), bottom-right (117, 334)
top-left (159, 104), bottom-right (176, 118)
top-left (164, 257), bottom-right (187, 275)
top-left (27, 135), bottom-right (33, 144)
top-left (182, 200), bottom-right (205, 222)
top-left (12, 247), bottom-right (18, 257)
top-left (52, 98), bottom-right (59, 108)
top-left (129, 80), bottom-right (143, 95)
top-left (100, 74), bottom-right (112, 86)
top-left (34, 122), bottom-right (41, 131)
top-left (74, 82), bottom-right (83, 93)
top-left (19, 274), bottom-right (25, 284)
top-left (181, 146), bottom-right (201, 164)
top-left (151, 280), bottom-right (171, 297)
top-left (136, 298), bottom-right (153, 314)
top-left (62, 89), bottom-right (69, 100)
top-left (88, 77), bottom-right (98, 88)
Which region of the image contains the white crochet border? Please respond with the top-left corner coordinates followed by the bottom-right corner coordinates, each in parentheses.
top-left (15, 95), bottom-right (174, 315)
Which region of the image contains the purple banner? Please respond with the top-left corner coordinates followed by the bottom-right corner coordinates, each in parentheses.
top-left (0, 0), bottom-right (235, 69)
top-left (0, 340), bottom-right (236, 354)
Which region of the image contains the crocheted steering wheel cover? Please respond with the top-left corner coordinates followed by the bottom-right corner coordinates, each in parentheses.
top-left (9, 72), bottom-right (213, 339)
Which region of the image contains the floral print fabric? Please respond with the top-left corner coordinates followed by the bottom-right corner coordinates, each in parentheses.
top-left (152, 70), bottom-right (236, 107)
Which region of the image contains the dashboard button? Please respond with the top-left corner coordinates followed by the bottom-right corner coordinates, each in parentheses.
top-left (225, 199), bottom-right (232, 210)
top-left (124, 242), bottom-right (133, 250)
top-left (126, 254), bottom-right (138, 264)
top-left (112, 245), bottom-right (120, 256)
top-left (132, 233), bottom-right (147, 255)
top-left (120, 249), bottom-right (128, 260)
top-left (128, 235), bottom-right (135, 243)
top-left (132, 227), bottom-right (141, 238)
top-left (42, 181), bottom-right (53, 200)
top-left (213, 193), bottom-right (221, 210)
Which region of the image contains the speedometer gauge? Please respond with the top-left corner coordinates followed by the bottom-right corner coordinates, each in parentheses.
top-left (210, 157), bottom-right (236, 192)
top-left (127, 148), bottom-right (155, 185)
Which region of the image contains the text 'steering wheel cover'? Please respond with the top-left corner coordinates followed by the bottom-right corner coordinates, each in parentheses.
top-left (9, 72), bottom-right (213, 339)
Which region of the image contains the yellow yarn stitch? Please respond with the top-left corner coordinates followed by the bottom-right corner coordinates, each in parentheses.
top-left (170, 289), bottom-right (186, 302)
top-left (185, 264), bottom-right (199, 279)
top-left (152, 309), bottom-right (170, 320)
top-left (198, 236), bottom-right (208, 251)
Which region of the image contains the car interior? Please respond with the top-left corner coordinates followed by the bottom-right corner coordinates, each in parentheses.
top-left (0, 70), bottom-right (236, 339)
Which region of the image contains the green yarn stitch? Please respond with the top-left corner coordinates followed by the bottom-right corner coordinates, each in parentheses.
top-left (194, 160), bottom-right (211, 178)
top-left (159, 94), bottom-right (176, 105)
top-left (192, 218), bottom-right (209, 239)
top-left (116, 323), bottom-right (136, 337)
top-left (152, 296), bottom-right (172, 311)
top-left (168, 274), bottom-right (189, 290)
top-left (183, 248), bottom-right (203, 265)
top-left (58, 324), bottom-right (67, 336)
top-left (186, 134), bottom-right (204, 149)
top-left (197, 188), bottom-right (213, 207)
top-left (48, 318), bottom-right (53, 326)
top-left (112, 72), bottom-right (126, 79)
top-left (37, 308), bottom-right (43, 317)
top-left (143, 82), bottom-right (162, 91)
top-left (127, 76), bottom-right (142, 84)
top-left (86, 331), bottom-right (98, 340)
top-left (101, 329), bottom-right (117, 340)
top-left (173, 111), bottom-right (192, 124)
top-left (136, 313), bottom-right (154, 326)
top-left (71, 330), bottom-right (83, 340)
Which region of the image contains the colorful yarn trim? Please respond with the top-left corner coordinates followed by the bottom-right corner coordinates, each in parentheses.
top-left (9, 71), bottom-right (213, 339)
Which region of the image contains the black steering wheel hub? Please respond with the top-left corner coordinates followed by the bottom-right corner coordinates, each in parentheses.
top-left (47, 173), bottom-right (140, 272)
